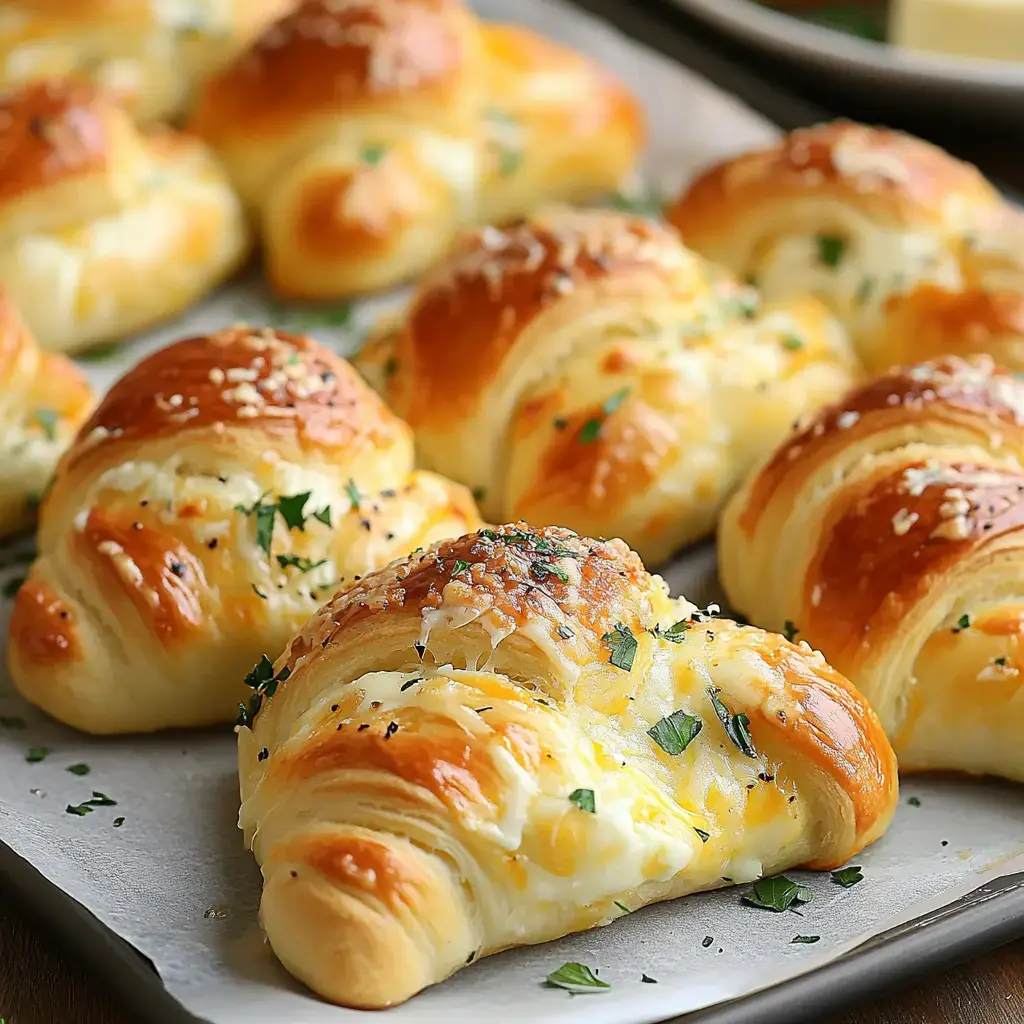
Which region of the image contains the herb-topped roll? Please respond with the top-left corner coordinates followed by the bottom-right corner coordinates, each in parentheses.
top-left (0, 291), bottom-right (93, 536)
top-left (7, 326), bottom-right (481, 734)
top-left (668, 121), bottom-right (1024, 372)
top-left (720, 354), bottom-right (1024, 782)
top-left (357, 207), bottom-right (857, 564)
top-left (188, 0), bottom-right (643, 298)
top-left (237, 523), bottom-right (898, 1009)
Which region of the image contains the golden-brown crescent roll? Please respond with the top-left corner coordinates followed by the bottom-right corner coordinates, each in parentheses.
top-left (0, 78), bottom-right (250, 354)
top-left (7, 326), bottom-right (481, 734)
top-left (666, 121), bottom-right (1024, 372)
top-left (0, 0), bottom-right (297, 124)
top-left (188, 0), bottom-right (643, 298)
top-left (0, 290), bottom-right (92, 536)
top-left (720, 354), bottom-right (1024, 782)
top-left (357, 207), bottom-right (857, 564)
top-left (237, 522), bottom-right (898, 1009)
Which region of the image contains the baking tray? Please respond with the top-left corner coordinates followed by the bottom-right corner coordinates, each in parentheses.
top-left (2, 2), bottom-right (1024, 1022)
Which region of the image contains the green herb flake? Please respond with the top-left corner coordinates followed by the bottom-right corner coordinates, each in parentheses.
top-left (472, 486), bottom-right (486, 502)
top-left (85, 791), bottom-right (116, 807)
top-left (277, 492), bottom-right (311, 531)
top-left (694, 827), bottom-right (710, 844)
top-left (855, 277), bottom-right (876, 306)
top-left (276, 555), bottom-right (328, 574)
top-left (650, 619), bottom-right (691, 642)
top-left (568, 788), bottom-right (596, 813)
top-left (545, 962), bottom-right (610, 994)
top-left (782, 334), bottom-right (805, 351)
top-left (235, 497), bottom-right (277, 555)
top-left (995, 656), bottom-right (1008, 667)
top-left (251, 583), bottom-right (268, 599)
top-left (743, 875), bottom-right (812, 913)
top-left (830, 866), bottom-right (863, 888)
top-left (954, 613), bottom-right (971, 632)
top-left (2, 576), bottom-right (25, 598)
top-left (113, 816), bottom-right (125, 827)
top-left (400, 677), bottom-right (423, 692)
top-left (907, 796), bottom-right (922, 807)
top-left (66, 763), bottom-right (91, 776)
top-left (816, 235), bottom-right (847, 269)
top-left (531, 560), bottom-right (570, 585)
top-left (578, 388), bottom-right (630, 445)
top-left (608, 189), bottom-right (665, 219)
top-left (708, 688), bottom-right (757, 758)
top-left (451, 559), bottom-right (472, 578)
top-left (602, 623), bottom-right (638, 671)
top-left (641, 972), bottom-right (658, 983)
top-left (701, 935), bottom-right (714, 948)
top-left (74, 341), bottom-right (122, 363)
top-left (647, 709), bottom-right (702, 755)
top-left (66, 804), bottom-right (93, 816)
top-left (25, 747), bottom-right (48, 763)
top-left (32, 408), bottom-right (59, 441)
top-left (578, 417), bottom-right (602, 444)
top-left (792, 935), bottom-right (820, 944)
top-left (361, 144), bottom-right (387, 165)
top-left (344, 479), bottom-right (362, 510)
top-left (613, 900), bottom-right (630, 914)
top-left (557, 624), bottom-right (574, 640)
top-left (313, 506), bottom-right (332, 527)
top-left (783, 620), bottom-right (799, 642)
top-left (602, 387), bottom-right (630, 416)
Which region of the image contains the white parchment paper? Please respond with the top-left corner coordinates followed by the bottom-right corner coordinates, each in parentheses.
top-left (1, 1), bottom-right (1023, 1022)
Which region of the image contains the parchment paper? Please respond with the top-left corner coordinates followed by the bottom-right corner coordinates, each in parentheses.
top-left (2, 1), bottom-right (1023, 1022)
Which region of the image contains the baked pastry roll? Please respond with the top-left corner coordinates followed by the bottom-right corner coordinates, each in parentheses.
top-left (667, 121), bottom-right (1024, 372)
top-left (0, 0), bottom-right (296, 125)
top-left (0, 78), bottom-right (250, 354)
top-left (238, 522), bottom-right (898, 1008)
top-left (7, 326), bottom-right (480, 734)
top-left (357, 207), bottom-right (857, 564)
top-left (720, 354), bottom-right (1024, 782)
top-left (188, 0), bottom-right (643, 298)
top-left (0, 291), bottom-right (92, 536)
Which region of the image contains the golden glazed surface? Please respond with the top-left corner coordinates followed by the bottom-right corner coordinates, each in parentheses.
top-left (7, 326), bottom-right (480, 733)
top-left (189, 0), bottom-right (643, 298)
top-left (358, 207), bottom-right (857, 563)
top-left (0, 0), bottom-right (297, 124)
top-left (668, 121), bottom-right (1024, 372)
top-left (720, 354), bottom-right (1024, 781)
top-left (239, 522), bottom-right (898, 1008)
top-left (0, 291), bottom-right (92, 536)
top-left (0, 78), bottom-right (250, 353)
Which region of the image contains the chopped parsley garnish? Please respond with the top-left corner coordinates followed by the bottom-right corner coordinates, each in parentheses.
top-left (782, 334), bottom-right (805, 351)
top-left (568, 788), bottom-right (596, 813)
top-left (557, 624), bottom-right (574, 640)
top-left (361, 144), bottom-right (387, 165)
top-left (235, 497), bottom-right (277, 555)
top-left (384, 721), bottom-right (399, 740)
top-left (816, 235), bottom-right (847, 269)
top-left (531, 560), bottom-right (569, 585)
top-left (743, 875), bottom-right (813, 913)
top-left (602, 623), bottom-right (638, 671)
top-left (708, 688), bottom-right (757, 758)
top-left (855, 277), bottom-right (875, 306)
top-left (237, 654), bottom-right (292, 727)
top-left (953, 614), bottom-right (971, 632)
top-left (994, 656), bottom-right (1008, 667)
top-left (545, 962), bottom-right (610, 993)
top-left (66, 763), bottom-right (91, 776)
top-left (74, 341), bottom-right (122, 362)
top-left (413, 641), bottom-right (426, 660)
top-left (650, 619), bottom-right (691, 642)
top-left (257, 748), bottom-right (269, 762)
top-left (0, 716), bottom-right (26, 729)
top-left (484, 108), bottom-right (523, 177)
top-left (613, 901), bottom-right (630, 914)
top-left (85, 791), bottom-right (116, 807)
top-left (277, 492), bottom-right (311, 531)
top-left (701, 936), bottom-right (714, 948)
top-left (579, 388), bottom-right (631, 445)
top-left (647, 710), bottom-right (702, 755)
top-left (267, 300), bottom-right (353, 330)
top-left (783, 620), bottom-right (800, 642)
top-left (251, 584), bottom-right (268, 599)
top-left (830, 866), bottom-right (863, 888)
top-left (25, 747), bottom-right (48, 763)
top-left (313, 506), bottom-right (332, 527)
top-left (32, 408), bottom-right (59, 441)
top-left (907, 796), bottom-right (922, 807)
top-left (694, 827), bottom-right (710, 843)
top-left (472, 486), bottom-right (486, 502)
top-left (113, 816), bottom-right (125, 827)
top-left (276, 555), bottom-right (328, 573)
top-left (66, 804), bottom-right (92, 816)
top-left (792, 935), bottom-right (820, 944)
top-left (2, 576), bottom-right (25, 598)
top-left (608, 188), bottom-right (665, 219)
top-left (451, 559), bottom-right (472, 578)
top-left (400, 677), bottom-right (423, 691)
top-left (641, 973), bottom-right (658, 983)
top-left (344, 479), bottom-right (362, 510)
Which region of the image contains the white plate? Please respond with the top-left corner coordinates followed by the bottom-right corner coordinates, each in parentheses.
top-left (668, 0), bottom-right (1024, 110)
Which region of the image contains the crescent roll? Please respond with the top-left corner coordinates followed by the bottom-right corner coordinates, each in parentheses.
top-left (667, 121), bottom-right (1024, 372)
top-left (188, 0), bottom-right (643, 298)
top-left (237, 522), bottom-right (898, 1009)
top-left (357, 207), bottom-right (857, 564)
top-left (0, 0), bottom-right (297, 125)
top-left (7, 326), bottom-right (481, 734)
top-left (0, 291), bottom-right (92, 536)
top-left (0, 78), bottom-right (250, 354)
top-left (720, 354), bottom-right (1024, 782)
